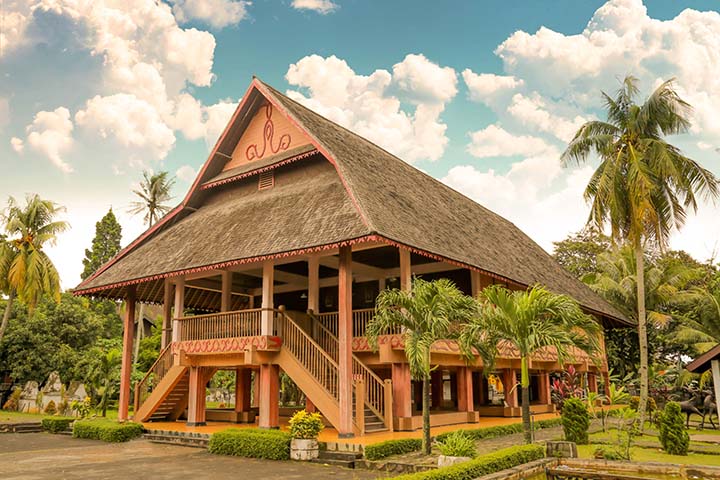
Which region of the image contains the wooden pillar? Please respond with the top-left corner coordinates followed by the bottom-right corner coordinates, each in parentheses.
top-left (261, 261), bottom-right (274, 335)
top-left (119, 286), bottom-right (136, 422)
top-left (161, 279), bottom-right (173, 349)
top-left (392, 363), bottom-right (412, 418)
top-left (235, 368), bottom-right (251, 413)
top-left (431, 370), bottom-right (443, 409)
top-left (172, 278), bottom-right (185, 343)
top-left (305, 397), bottom-right (316, 413)
top-left (503, 369), bottom-right (518, 408)
top-left (476, 373), bottom-right (486, 406)
top-left (457, 367), bottom-right (474, 412)
top-left (538, 373), bottom-right (551, 405)
top-left (187, 366), bottom-right (207, 426)
top-left (470, 270), bottom-right (481, 297)
top-left (252, 370), bottom-right (259, 408)
top-left (221, 271), bottom-right (232, 312)
top-left (711, 360), bottom-right (720, 421)
top-left (399, 248), bottom-right (411, 292)
top-left (588, 373), bottom-right (598, 394)
top-left (258, 364), bottom-right (279, 428)
top-left (338, 245), bottom-right (353, 437)
top-left (378, 277), bottom-right (386, 292)
top-left (308, 256), bottom-right (319, 313)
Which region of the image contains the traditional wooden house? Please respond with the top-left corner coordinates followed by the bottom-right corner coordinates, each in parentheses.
top-left (74, 78), bottom-right (629, 437)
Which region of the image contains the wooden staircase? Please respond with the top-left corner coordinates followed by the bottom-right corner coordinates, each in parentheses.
top-left (146, 370), bottom-right (189, 422)
top-left (134, 344), bottom-right (189, 423)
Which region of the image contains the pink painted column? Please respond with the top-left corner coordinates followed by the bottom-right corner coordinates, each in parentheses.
top-left (588, 373), bottom-right (598, 394)
top-left (258, 364), bottom-right (279, 428)
top-left (457, 367), bottom-right (474, 412)
top-left (161, 279), bottom-right (173, 349)
top-left (538, 373), bottom-right (551, 405)
top-left (187, 366), bottom-right (207, 426)
top-left (338, 245), bottom-right (354, 437)
top-left (119, 285), bottom-right (136, 421)
top-left (503, 369), bottom-right (518, 408)
top-left (392, 363), bottom-right (412, 418)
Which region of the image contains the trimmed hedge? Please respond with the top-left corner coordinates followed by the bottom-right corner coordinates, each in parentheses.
top-left (365, 438), bottom-right (423, 460)
top-left (562, 397), bottom-right (590, 444)
top-left (435, 418), bottom-right (562, 442)
top-left (41, 417), bottom-right (75, 434)
top-left (208, 428), bottom-right (292, 460)
top-left (72, 419), bottom-right (144, 442)
top-left (392, 444), bottom-right (545, 480)
top-left (659, 402), bottom-right (689, 456)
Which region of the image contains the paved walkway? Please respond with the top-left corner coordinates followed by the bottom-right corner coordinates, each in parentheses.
top-left (0, 433), bottom-right (386, 479)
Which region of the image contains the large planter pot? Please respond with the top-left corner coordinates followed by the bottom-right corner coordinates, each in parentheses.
top-left (438, 455), bottom-right (472, 467)
top-left (290, 438), bottom-right (319, 461)
top-left (546, 440), bottom-right (578, 458)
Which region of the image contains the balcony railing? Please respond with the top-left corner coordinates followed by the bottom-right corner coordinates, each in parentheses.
top-left (176, 308), bottom-right (265, 342)
top-left (316, 308), bottom-right (402, 337)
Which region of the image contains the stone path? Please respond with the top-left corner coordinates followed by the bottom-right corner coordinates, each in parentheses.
top-left (0, 433), bottom-right (387, 479)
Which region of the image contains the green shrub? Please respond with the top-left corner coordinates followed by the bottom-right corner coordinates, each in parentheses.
top-left (208, 428), bottom-right (291, 460)
top-left (288, 410), bottom-right (324, 439)
top-left (593, 446), bottom-right (625, 461)
top-left (562, 397), bottom-right (590, 444)
top-left (437, 431), bottom-right (476, 458)
top-left (2, 387), bottom-right (21, 411)
top-left (73, 419), bottom-right (144, 442)
top-left (435, 418), bottom-right (561, 442)
top-left (392, 444), bottom-right (545, 480)
top-left (364, 438), bottom-right (423, 460)
top-left (658, 402), bottom-right (689, 456)
top-left (44, 400), bottom-right (57, 415)
top-left (41, 417), bottom-right (75, 434)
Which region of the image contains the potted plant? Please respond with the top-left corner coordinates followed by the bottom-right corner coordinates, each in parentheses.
top-left (437, 431), bottom-right (476, 467)
top-left (288, 410), bottom-right (324, 461)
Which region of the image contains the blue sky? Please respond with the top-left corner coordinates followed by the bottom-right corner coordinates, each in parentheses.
top-left (2, 0), bottom-right (720, 287)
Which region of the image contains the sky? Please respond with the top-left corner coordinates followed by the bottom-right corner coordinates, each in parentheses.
top-left (2, 0), bottom-right (720, 289)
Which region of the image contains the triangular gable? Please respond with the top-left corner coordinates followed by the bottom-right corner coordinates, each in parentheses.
top-left (222, 102), bottom-right (313, 172)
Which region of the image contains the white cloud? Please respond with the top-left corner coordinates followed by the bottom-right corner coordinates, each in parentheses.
top-left (170, 94), bottom-right (238, 147)
top-left (170, 0), bottom-right (251, 28)
top-left (285, 54), bottom-right (457, 162)
top-left (462, 70), bottom-right (523, 105)
top-left (176, 165), bottom-right (197, 183)
top-left (467, 125), bottom-right (555, 158)
top-left (24, 107), bottom-right (74, 173)
top-left (291, 0), bottom-right (338, 14)
top-left (443, 160), bottom-right (593, 252)
top-left (0, 0), bottom-right (33, 57)
top-left (75, 94), bottom-right (176, 160)
top-left (507, 93), bottom-right (588, 142)
top-left (10, 137), bottom-right (24, 153)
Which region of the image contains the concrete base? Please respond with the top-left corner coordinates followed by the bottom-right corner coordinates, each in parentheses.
top-left (290, 438), bottom-right (319, 461)
top-left (394, 411), bottom-right (479, 431)
top-left (438, 455), bottom-right (472, 467)
top-left (546, 441), bottom-right (578, 459)
top-left (205, 409), bottom-right (256, 423)
top-left (185, 422), bottom-right (206, 427)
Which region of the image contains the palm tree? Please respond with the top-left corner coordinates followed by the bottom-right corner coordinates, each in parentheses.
top-left (128, 170), bottom-right (175, 362)
top-left (0, 195), bottom-right (68, 344)
top-left (459, 284), bottom-right (601, 443)
top-left (86, 346), bottom-right (122, 417)
top-left (128, 171), bottom-right (175, 227)
top-left (366, 278), bottom-right (476, 455)
top-left (562, 75), bottom-right (719, 428)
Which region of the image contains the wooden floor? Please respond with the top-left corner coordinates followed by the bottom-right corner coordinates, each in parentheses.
top-left (143, 411), bottom-right (563, 445)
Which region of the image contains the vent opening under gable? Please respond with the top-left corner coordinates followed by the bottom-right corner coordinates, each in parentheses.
top-left (258, 170), bottom-right (274, 190)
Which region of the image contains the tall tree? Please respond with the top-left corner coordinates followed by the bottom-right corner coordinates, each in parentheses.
top-left (0, 195), bottom-right (68, 344)
top-left (553, 227), bottom-right (611, 278)
top-left (128, 171), bottom-right (175, 227)
top-left (81, 208), bottom-right (122, 280)
top-left (128, 170), bottom-right (175, 363)
top-left (562, 75), bottom-right (719, 428)
top-left (460, 284), bottom-right (601, 444)
top-left (366, 278), bottom-right (476, 455)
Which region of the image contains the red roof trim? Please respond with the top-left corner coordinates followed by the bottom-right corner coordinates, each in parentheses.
top-left (200, 149), bottom-right (320, 190)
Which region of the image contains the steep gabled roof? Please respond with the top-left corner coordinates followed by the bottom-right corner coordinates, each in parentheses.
top-left (75, 78), bottom-right (629, 325)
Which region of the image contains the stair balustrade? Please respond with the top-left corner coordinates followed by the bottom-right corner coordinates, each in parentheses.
top-left (134, 343), bottom-right (174, 412)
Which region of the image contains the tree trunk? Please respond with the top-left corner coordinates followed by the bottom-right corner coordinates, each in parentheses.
top-left (0, 290), bottom-right (16, 345)
top-left (521, 356), bottom-right (532, 444)
top-left (635, 241), bottom-right (649, 433)
top-left (422, 375), bottom-right (431, 455)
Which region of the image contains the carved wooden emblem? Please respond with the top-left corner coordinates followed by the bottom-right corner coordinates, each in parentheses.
top-left (245, 104), bottom-right (291, 161)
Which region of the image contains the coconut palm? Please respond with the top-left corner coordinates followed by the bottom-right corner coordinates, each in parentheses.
top-left (128, 170), bottom-right (175, 362)
top-left (459, 284), bottom-right (601, 444)
top-left (366, 278), bottom-right (476, 455)
top-left (128, 170), bottom-right (175, 227)
top-left (0, 195), bottom-right (68, 344)
top-left (562, 75), bottom-right (719, 428)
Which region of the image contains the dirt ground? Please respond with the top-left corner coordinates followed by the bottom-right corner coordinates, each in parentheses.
top-left (0, 433), bottom-right (386, 479)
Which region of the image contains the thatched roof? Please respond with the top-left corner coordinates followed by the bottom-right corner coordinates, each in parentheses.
top-left (75, 78), bottom-right (629, 325)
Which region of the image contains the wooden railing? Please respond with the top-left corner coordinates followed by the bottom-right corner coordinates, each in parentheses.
top-left (277, 310), bottom-right (339, 400)
top-left (134, 343), bottom-right (174, 412)
top-left (316, 308), bottom-right (401, 337)
top-left (310, 313), bottom-right (390, 429)
top-left (176, 308), bottom-right (264, 341)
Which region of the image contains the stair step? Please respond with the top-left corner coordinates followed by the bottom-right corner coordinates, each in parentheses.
top-left (318, 451), bottom-right (362, 461)
top-left (143, 433), bottom-right (208, 448)
top-left (310, 458), bottom-right (357, 469)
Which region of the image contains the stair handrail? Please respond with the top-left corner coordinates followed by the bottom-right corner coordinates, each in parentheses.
top-left (308, 311), bottom-right (387, 425)
top-left (276, 309), bottom-right (340, 401)
top-left (134, 343), bottom-right (174, 412)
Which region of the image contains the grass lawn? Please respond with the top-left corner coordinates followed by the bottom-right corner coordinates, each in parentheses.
top-left (577, 444), bottom-right (720, 466)
top-left (0, 410), bottom-right (46, 423)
